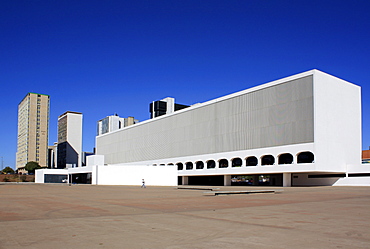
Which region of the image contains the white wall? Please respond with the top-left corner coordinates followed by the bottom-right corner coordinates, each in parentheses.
top-left (292, 173), bottom-right (370, 186)
top-left (87, 155), bottom-right (105, 166)
top-left (313, 70), bottom-right (362, 172)
top-left (92, 165), bottom-right (177, 186)
top-left (334, 176), bottom-right (370, 186)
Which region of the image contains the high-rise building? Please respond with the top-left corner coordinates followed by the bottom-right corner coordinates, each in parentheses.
top-left (57, 111), bottom-right (83, 168)
top-left (97, 114), bottom-right (138, 136)
top-left (150, 97), bottom-right (189, 118)
top-left (16, 93), bottom-right (50, 171)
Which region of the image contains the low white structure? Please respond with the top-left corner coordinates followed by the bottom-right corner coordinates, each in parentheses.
top-left (36, 168), bottom-right (69, 183)
top-left (90, 164), bottom-right (177, 186)
top-left (36, 162), bottom-right (177, 186)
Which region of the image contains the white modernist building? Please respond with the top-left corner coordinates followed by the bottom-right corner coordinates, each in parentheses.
top-left (36, 70), bottom-right (370, 186)
top-left (95, 69), bottom-right (369, 187)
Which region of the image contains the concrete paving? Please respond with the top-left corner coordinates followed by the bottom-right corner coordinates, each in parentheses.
top-left (0, 184), bottom-right (369, 248)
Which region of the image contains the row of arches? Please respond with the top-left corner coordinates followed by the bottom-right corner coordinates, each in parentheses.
top-left (172, 151), bottom-right (314, 170)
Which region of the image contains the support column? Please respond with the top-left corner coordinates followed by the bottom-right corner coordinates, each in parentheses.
top-left (253, 175), bottom-right (259, 186)
top-left (182, 176), bottom-right (188, 185)
top-left (92, 166), bottom-right (98, 185)
top-left (224, 175), bottom-right (231, 186)
top-left (283, 173), bottom-right (292, 187)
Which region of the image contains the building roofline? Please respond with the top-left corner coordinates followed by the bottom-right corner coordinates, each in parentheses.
top-left (97, 69), bottom-right (358, 138)
top-left (58, 111), bottom-right (83, 118)
top-left (19, 92), bottom-right (50, 105)
top-left (28, 92), bottom-right (50, 97)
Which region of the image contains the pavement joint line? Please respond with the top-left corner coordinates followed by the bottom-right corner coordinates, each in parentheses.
top-left (177, 187), bottom-right (220, 191)
top-left (203, 189), bottom-right (283, 195)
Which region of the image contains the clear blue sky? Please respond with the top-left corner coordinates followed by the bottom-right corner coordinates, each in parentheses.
top-left (1, 0), bottom-right (369, 169)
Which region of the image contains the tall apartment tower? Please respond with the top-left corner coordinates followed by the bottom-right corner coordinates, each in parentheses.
top-left (57, 111), bottom-right (83, 168)
top-left (16, 93), bottom-right (50, 170)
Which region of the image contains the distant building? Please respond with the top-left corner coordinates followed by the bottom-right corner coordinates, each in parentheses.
top-left (57, 111), bottom-right (83, 168)
top-left (81, 151), bottom-right (95, 166)
top-left (150, 97), bottom-right (189, 118)
top-left (16, 93), bottom-right (50, 171)
top-left (48, 143), bottom-right (57, 168)
top-left (97, 114), bottom-right (138, 136)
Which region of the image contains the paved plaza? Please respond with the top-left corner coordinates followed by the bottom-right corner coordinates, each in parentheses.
top-left (0, 184), bottom-right (369, 248)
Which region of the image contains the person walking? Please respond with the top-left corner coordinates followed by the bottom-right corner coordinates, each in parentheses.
top-left (141, 179), bottom-right (146, 188)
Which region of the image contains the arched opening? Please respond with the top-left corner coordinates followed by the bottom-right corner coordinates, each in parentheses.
top-left (207, 160), bottom-right (216, 169)
top-left (186, 162), bottom-right (193, 170)
top-left (232, 157), bottom-right (242, 167)
top-left (176, 163), bottom-right (183, 170)
top-left (261, 155), bottom-right (275, 165)
top-left (219, 159), bottom-right (228, 168)
top-left (297, 151), bottom-right (314, 163)
top-left (196, 161), bottom-right (204, 169)
top-left (245, 156), bottom-right (258, 166)
top-left (278, 153), bottom-right (293, 164)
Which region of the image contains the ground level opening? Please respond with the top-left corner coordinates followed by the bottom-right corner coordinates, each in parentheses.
top-left (70, 173), bottom-right (92, 184)
top-left (180, 174), bottom-right (283, 186)
top-left (44, 174), bottom-right (68, 183)
top-left (187, 175), bottom-right (224, 186)
top-left (231, 174), bottom-right (283, 186)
